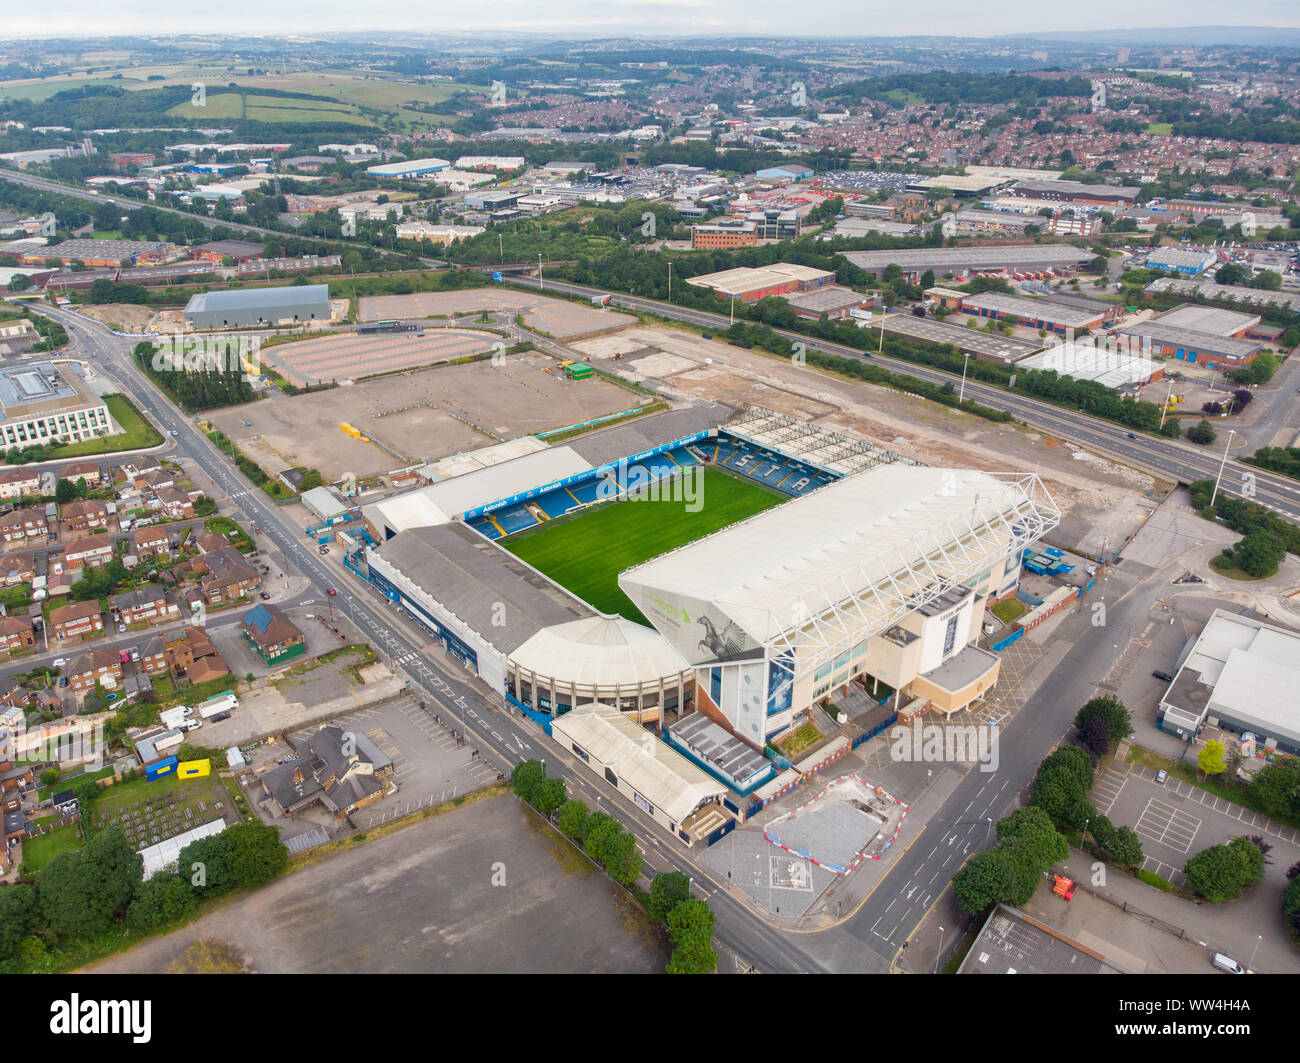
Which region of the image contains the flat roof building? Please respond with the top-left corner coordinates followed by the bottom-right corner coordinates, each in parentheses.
top-left (0, 362), bottom-right (110, 448)
top-left (1146, 248), bottom-right (1216, 276)
top-left (365, 158), bottom-right (450, 179)
top-left (184, 284), bottom-right (331, 328)
top-left (878, 314), bottom-right (1043, 364)
top-left (686, 263), bottom-right (835, 302)
top-left (960, 292), bottom-right (1106, 333)
top-left (1150, 304), bottom-right (1261, 338)
top-left (1158, 610), bottom-right (1300, 756)
top-left (1003, 179), bottom-right (1140, 205)
top-left (23, 239), bottom-right (170, 268)
top-left (1013, 342), bottom-right (1163, 390)
top-left (842, 245), bottom-right (1094, 281)
top-left (1115, 321), bottom-right (1262, 371)
top-left (1145, 277), bottom-right (1300, 314)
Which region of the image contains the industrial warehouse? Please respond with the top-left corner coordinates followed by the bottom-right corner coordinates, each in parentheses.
top-left (842, 245), bottom-right (1096, 281)
top-left (342, 405), bottom-right (1059, 843)
top-left (184, 283), bottom-right (333, 328)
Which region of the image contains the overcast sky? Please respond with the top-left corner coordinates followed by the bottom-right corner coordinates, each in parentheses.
top-left (6, 1), bottom-right (1300, 40)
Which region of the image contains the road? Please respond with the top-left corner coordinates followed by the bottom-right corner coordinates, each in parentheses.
top-left (506, 274), bottom-right (1300, 523)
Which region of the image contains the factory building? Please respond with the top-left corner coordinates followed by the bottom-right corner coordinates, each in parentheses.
top-left (184, 284), bottom-right (331, 329)
top-left (691, 222), bottom-right (758, 250)
top-left (843, 245), bottom-right (1094, 283)
top-left (686, 263), bottom-right (835, 303)
top-left (365, 158), bottom-right (451, 180)
top-left (1116, 321), bottom-right (1262, 371)
top-left (959, 292), bottom-right (1107, 334)
top-left (1002, 180), bottom-right (1140, 207)
top-left (1146, 248), bottom-right (1216, 276)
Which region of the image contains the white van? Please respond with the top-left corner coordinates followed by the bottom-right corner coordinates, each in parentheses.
top-left (1212, 953), bottom-right (1245, 974)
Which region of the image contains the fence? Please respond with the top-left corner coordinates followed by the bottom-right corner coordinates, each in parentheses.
top-left (990, 628), bottom-right (1025, 653)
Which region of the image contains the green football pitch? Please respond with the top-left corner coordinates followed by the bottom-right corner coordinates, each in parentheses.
top-left (503, 467), bottom-right (785, 625)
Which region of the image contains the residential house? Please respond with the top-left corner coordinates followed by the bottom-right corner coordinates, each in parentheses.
top-left (0, 468), bottom-right (42, 501)
top-left (132, 526), bottom-right (173, 562)
top-left (0, 550), bottom-right (37, 585)
top-left (64, 533), bottom-right (114, 569)
top-left (140, 468), bottom-right (176, 495)
top-left (194, 531), bottom-right (229, 555)
top-left (61, 499), bottom-right (112, 533)
top-left (154, 486), bottom-right (194, 520)
top-left (162, 625), bottom-right (230, 683)
top-left (49, 600), bottom-right (103, 641)
top-left (0, 616), bottom-right (35, 656)
top-left (116, 456), bottom-right (161, 482)
top-left (57, 460), bottom-right (105, 488)
top-left (0, 508), bottom-right (47, 544)
top-left (198, 546), bottom-right (259, 605)
top-left (66, 649), bottom-right (123, 694)
top-left (110, 586), bottom-right (180, 627)
top-left (241, 604), bottom-right (305, 664)
top-left (137, 634), bottom-right (168, 675)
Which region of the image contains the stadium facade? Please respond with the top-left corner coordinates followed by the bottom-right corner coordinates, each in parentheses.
top-left (352, 404), bottom-right (1058, 757)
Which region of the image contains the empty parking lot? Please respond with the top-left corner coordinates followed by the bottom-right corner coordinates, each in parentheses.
top-left (260, 328), bottom-right (498, 386)
top-left (360, 289), bottom-right (635, 338)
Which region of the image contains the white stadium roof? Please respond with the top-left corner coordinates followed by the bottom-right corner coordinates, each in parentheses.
top-left (551, 703), bottom-right (726, 823)
top-left (511, 615), bottom-right (689, 687)
top-left (621, 464), bottom-right (1058, 668)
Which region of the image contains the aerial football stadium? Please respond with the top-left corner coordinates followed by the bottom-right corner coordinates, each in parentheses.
top-left (351, 403), bottom-right (1059, 792)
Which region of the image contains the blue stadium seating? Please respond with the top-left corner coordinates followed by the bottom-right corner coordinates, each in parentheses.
top-left (534, 490), bottom-right (575, 520)
top-left (470, 517), bottom-right (502, 541)
top-left (496, 507), bottom-right (539, 535)
top-left (568, 479), bottom-right (604, 505)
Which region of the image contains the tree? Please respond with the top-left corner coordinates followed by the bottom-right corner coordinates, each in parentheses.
top-left (1216, 262), bottom-right (1249, 285)
top-left (6, 274), bottom-right (30, 292)
top-left (996, 806), bottom-right (1069, 904)
top-left (1184, 836), bottom-right (1266, 902)
top-left (648, 871), bottom-right (692, 923)
top-left (511, 759), bottom-right (545, 804)
top-left (1251, 759), bottom-right (1300, 820)
top-left (1071, 691), bottom-right (1133, 743)
top-left (1031, 745), bottom-right (1095, 827)
top-left (1186, 419), bottom-right (1216, 445)
top-left (1284, 871), bottom-right (1300, 938)
top-left (126, 873), bottom-right (197, 932)
top-left (1078, 714), bottom-right (1110, 756)
top-left (39, 826), bottom-right (142, 939)
top-left (530, 777), bottom-right (567, 817)
top-left (0, 883), bottom-right (40, 968)
top-left (1104, 826), bottom-right (1144, 869)
top-left (666, 898), bottom-right (717, 974)
top-left (582, 812), bottom-right (619, 864)
top-left (53, 478), bottom-right (78, 503)
top-left (225, 821), bottom-right (288, 888)
top-left (1232, 530), bottom-right (1286, 578)
top-left (177, 832), bottom-right (234, 894)
top-left (1198, 740), bottom-right (1227, 778)
top-left (556, 799), bottom-right (589, 840)
top-left (952, 850), bottom-right (1020, 915)
top-left (920, 269), bottom-right (936, 290)
top-left (40, 768), bottom-right (59, 787)
top-left (602, 831), bottom-right (642, 887)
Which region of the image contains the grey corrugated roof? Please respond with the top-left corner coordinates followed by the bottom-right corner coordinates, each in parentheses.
top-left (375, 523), bottom-right (592, 654)
top-left (185, 284), bottom-right (329, 313)
top-left (566, 404), bottom-right (731, 467)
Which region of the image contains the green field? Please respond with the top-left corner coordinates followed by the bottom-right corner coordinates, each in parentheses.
top-left (167, 91), bottom-right (373, 126)
top-left (503, 467), bottom-right (784, 624)
top-left (1146, 122), bottom-right (1174, 135)
top-left (22, 824), bottom-right (82, 874)
top-left (48, 394), bottom-right (164, 459)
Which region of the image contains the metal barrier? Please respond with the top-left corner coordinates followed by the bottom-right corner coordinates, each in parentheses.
top-left (991, 628), bottom-right (1025, 653)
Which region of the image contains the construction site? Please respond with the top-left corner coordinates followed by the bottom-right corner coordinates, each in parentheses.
top-left (206, 351), bottom-right (642, 481)
top-left (358, 289), bottom-right (636, 338)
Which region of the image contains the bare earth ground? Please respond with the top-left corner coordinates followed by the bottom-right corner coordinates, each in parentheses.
top-left (73, 303), bottom-right (158, 332)
top-left (572, 324), bottom-right (1167, 557)
top-left (209, 352), bottom-right (640, 481)
top-left (84, 794), bottom-right (669, 974)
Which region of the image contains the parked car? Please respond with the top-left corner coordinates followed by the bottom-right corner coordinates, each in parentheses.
top-left (52, 658), bottom-right (66, 668)
top-left (116, 623), bottom-right (126, 634)
top-left (327, 587), bottom-right (337, 597)
top-left (57, 676), bottom-right (68, 688)
top-left (208, 711), bottom-right (231, 723)
top-left (1153, 670), bottom-right (1174, 682)
top-left (1155, 769), bottom-right (1168, 785)
top-left (118, 650), bottom-right (130, 664)
top-left (318, 545), bottom-right (330, 555)
top-left (259, 592), bottom-right (271, 600)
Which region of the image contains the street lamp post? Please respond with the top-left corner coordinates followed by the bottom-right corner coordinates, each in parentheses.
top-left (934, 926), bottom-right (945, 974)
top-left (1209, 427), bottom-right (1238, 507)
top-left (985, 816), bottom-right (992, 845)
top-left (1081, 817), bottom-right (1090, 850)
top-left (1248, 933), bottom-right (1262, 971)
top-left (959, 352), bottom-right (972, 403)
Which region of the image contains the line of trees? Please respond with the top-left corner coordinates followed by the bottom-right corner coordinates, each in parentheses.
top-left (1189, 478), bottom-right (1300, 577)
top-left (132, 340), bottom-right (253, 412)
